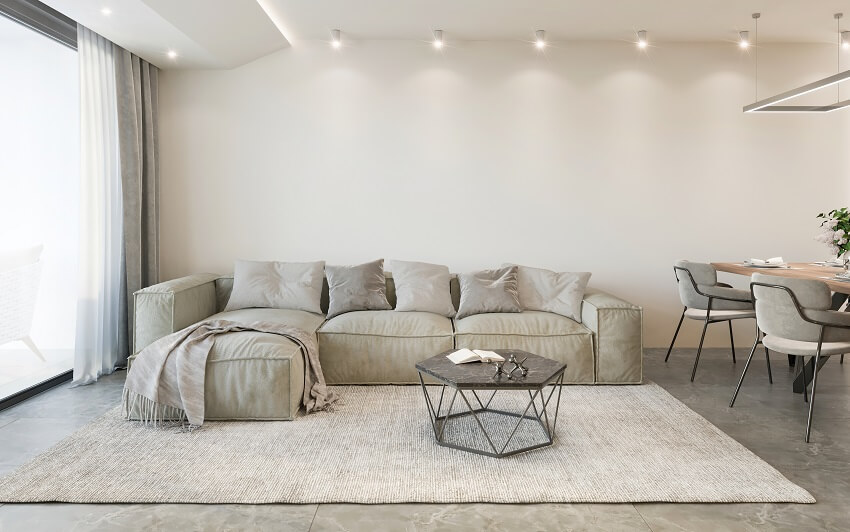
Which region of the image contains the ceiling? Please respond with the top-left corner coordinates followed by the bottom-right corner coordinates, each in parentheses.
top-left (270, 0), bottom-right (850, 43)
top-left (37, 0), bottom-right (850, 70)
top-left (39, 0), bottom-right (288, 69)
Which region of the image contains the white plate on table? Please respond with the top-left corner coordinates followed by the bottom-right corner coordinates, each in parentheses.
top-left (743, 262), bottom-right (789, 269)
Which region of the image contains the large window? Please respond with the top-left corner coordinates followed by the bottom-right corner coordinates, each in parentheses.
top-left (0, 10), bottom-right (78, 401)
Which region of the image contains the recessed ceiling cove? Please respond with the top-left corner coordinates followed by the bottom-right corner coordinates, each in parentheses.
top-left (39, 0), bottom-right (289, 69)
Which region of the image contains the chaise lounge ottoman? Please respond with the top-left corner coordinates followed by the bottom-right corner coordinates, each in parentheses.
top-left (129, 275), bottom-right (323, 420)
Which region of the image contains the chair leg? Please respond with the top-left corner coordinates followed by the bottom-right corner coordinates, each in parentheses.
top-left (730, 331), bottom-right (761, 407)
top-left (764, 347), bottom-right (773, 384)
top-left (758, 328), bottom-right (772, 384)
top-left (21, 336), bottom-right (46, 362)
top-left (691, 318), bottom-right (710, 382)
top-left (806, 351), bottom-right (823, 443)
top-left (800, 356), bottom-right (808, 403)
top-left (665, 308), bottom-right (686, 363)
top-left (841, 354), bottom-right (844, 364)
top-left (728, 321), bottom-right (736, 363)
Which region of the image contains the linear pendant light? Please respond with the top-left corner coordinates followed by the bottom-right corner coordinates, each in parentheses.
top-left (743, 75), bottom-right (850, 112)
top-left (745, 13), bottom-right (850, 113)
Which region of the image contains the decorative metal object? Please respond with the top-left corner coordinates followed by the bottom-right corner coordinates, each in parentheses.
top-left (492, 354), bottom-right (530, 380)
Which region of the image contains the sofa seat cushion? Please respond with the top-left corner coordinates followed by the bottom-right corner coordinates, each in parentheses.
top-left (318, 310), bottom-right (454, 383)
top-left (208, 307), bottom-right (326, 339)
top-left (454, 311), bottom-right (595, 383)
top-left (200, 308), bottom-right (324, 420)
top-left (319, 309), bottom-right (451, 337)
top-left (454, 310), bottom-right (587, 336)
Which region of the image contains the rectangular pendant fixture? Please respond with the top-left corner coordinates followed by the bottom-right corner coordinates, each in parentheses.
top-left (747, 100), bottom-right (850, 113)
top-left (744, 69), bottom-right (850, 113)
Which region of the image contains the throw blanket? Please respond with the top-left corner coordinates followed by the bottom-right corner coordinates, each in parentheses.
top-left (122, 320), bottom-right (337, 427)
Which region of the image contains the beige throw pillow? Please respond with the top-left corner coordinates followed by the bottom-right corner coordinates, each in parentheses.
top-left (389, 260), bottom-right (455, 317)
top-left (325, 259), bottom-right (392, 319)
top-left (511, 264), bottom-right (591, 322)
top-left (456, 266), bottom-right (521, 320)
top-left (224, 260), bottom-right (325, 314)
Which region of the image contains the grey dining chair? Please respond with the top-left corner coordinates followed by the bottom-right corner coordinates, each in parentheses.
top-left (730, 273), bottom-right (850, 442)
top-left (666, 260), bottom-right (772, 382)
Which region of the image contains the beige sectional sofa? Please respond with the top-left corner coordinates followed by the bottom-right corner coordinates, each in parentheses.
top-left (132, 272), bottom-right (643, 420)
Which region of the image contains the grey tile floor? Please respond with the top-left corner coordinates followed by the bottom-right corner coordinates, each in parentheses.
top-left (0, 347), bottom-right (848, 531)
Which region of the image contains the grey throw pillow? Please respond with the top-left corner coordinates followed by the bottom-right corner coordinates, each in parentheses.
top-left (388, 260), bottom-right (455, 317)
top-left (326, 259), bottom-right (392, 319)
top-left (509, 264), bottom-right (591, 322)
top-left (456, 266), bottom-right (521, 319)
top-left (225, 260), bottom-right (325, 314)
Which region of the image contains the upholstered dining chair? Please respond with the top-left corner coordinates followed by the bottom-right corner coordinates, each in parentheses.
top-left (666, 260), bottom-right (772, 382)
top-left (730, 273), bottom-right (850, 442)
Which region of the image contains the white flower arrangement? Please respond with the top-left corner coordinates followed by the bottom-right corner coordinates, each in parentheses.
top-left (816, 208), bottom-right (850, 259)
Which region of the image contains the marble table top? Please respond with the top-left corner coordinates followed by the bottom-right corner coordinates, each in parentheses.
top-left (415, 349), bottom-right (566, 389)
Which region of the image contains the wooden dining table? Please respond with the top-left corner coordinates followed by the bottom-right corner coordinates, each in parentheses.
top-left (712, 262), bottom-right (850, 295)
top-left (712, 262), bottom-right (850, 393)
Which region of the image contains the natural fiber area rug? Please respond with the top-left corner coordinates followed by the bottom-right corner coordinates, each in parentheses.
top-left (0, 383), bottom-right (813, 504)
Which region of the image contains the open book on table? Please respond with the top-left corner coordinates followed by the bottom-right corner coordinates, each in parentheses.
top-left (446, 348), bottom-right (505, 364)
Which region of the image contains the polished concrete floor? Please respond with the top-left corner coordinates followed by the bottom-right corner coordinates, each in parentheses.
top-left (0, 347), bottom-right (848, 531)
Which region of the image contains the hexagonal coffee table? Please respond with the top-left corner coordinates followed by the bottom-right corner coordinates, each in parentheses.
top-left (415, 350), bottom-right (566, 458)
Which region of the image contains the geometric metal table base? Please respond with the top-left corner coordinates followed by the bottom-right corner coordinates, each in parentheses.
top-left (417, 370), bottom-right (565, 458)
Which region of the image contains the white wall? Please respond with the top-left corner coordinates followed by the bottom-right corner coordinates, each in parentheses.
top-left (159, 41), bottom-right (850, 347)
top-left (0, 17), bottom-right (79, 350)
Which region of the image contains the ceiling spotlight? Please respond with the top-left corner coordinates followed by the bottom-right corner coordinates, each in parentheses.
top-left (167, 50), bottom-right (178, 60)
top-left (535, 30), bottom-right (546, 49)
top-left (100, 7), bottom-right (111, 16)
top-left (433, 29), bottom-right (443, 49)
top-left (739, 31), bottom-right (749, 49)
top-left (331, 29), bottom-right (341, 49)
top-left (843, 31), bottom-right (850, 50)
top-left (637, 30), bottom-right (648, 49)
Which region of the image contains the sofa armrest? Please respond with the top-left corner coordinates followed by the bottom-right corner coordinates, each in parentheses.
top-left (133, 273), bottom-right (220, 354)
top-left (581, 288), bottom-right (643, 384)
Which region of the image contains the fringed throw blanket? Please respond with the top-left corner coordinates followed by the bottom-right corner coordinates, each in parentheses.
top-left (123, 320), bottom-right (337, 427)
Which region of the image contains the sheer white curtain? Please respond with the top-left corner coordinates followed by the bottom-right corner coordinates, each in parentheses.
top-left (73, 25), bottom-right (123, 385)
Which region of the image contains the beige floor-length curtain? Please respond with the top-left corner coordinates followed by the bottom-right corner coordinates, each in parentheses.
top-left (113, 48), bottom-right (160, 366)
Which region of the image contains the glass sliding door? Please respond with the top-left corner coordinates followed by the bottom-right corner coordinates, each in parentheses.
top-left (0, 12), bottom-right (78, 401)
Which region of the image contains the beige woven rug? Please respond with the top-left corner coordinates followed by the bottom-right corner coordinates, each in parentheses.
top-left (0, 383), bottom-right (813, 504)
